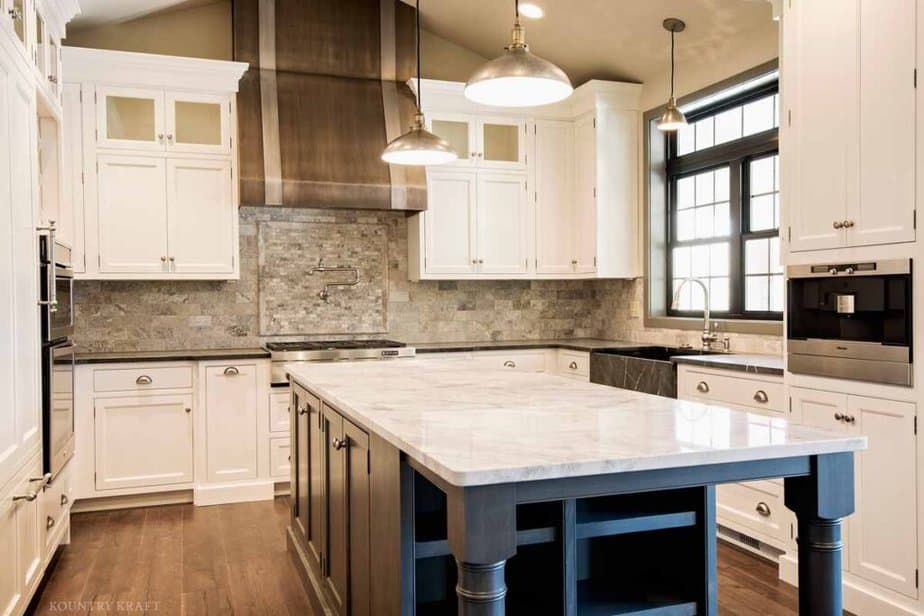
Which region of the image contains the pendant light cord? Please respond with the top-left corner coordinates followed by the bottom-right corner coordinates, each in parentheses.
top-left (515, 0), bottom-right (519, 20)
top-left (416, 0), bottom-right (422, 112)
top-left (670, 29), bottom-right (675, 99)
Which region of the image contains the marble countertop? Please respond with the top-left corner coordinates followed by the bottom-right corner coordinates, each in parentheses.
top-left (671, 353), bottom-right (784, 376)
top-left (414, 338), bottom-right (640, 353)
top-left (287, 358), bottom-right (864, 487)
top-left (74, 348), bottom-right (271, 364)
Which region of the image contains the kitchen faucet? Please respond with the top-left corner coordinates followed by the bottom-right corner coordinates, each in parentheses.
top-left (671, 278), bottom-right (727, 352)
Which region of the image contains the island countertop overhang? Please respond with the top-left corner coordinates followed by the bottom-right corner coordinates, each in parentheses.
top-left (285, 358), bottom-right (866, 488)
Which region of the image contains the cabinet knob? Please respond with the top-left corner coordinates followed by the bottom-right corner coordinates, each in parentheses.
top-left (696, 381), bottom-right (710, 394)
top-left (569, 361), bottom-right (578, 370)
top-left (845, 414), bottom-right (856, 424)
top-left (833, 220), bottom-right (844, 229)
top-left (472, 259), bottom-right (478, 264)
top-left (161, 256), bottom-right (167, 262)
top-left (60, 494), bottom-right (68, 507)
top-left (8, 7), bottom-right (22, 21)
top-left (503, 360), bottom-right (516, 368)
top-left (168, 256), bottom-right (175, 262)
top-left (755, 502), bottom-right (771, 517)
top-left (478, 259), bottom-right (484, 264)
top-left (47, 75), bottom-right (57, 84)
top-left (828, 268), bottom-right (839, 276)
top-left (298, 405), bottom-right (309, 416)
top-left (843, 219), bottom-right (855, 228)
top-left (223, 366), bottom-right (240, 376)
top-left (331, 437), bottom-right (348, 451)
top-left (753, 390), bottom-right (769, 404)
top-left (845, 267), bottom-right (855, 275)
top-left (136, 375), bottom-right (153, 385)
top-left (834, 412), bottom-right (844, 421)
top-left (571, 259), bottom-right (578, 265)
top-left (185, 407), bottom-right (192, 414)
top-left (157, 133), bottom-right (165, 144)
top-left (46, 515), bottom-right (56, 530)
top-left (167, 134), bottom-right (175, 144)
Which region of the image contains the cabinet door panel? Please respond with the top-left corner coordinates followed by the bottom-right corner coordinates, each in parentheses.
top-left (0, 51), bottom-right (17, 489)
top-left (345, 419), bottom-right (370, 616)
top-left (535, 120), bottom-right (574, 274)
top-left (205, 364), bottom-right (258, 483)
top-left (848, 396), bottom-right (917, 597)
top-left (476, 172), bottom-right (528, 274)
top-left (97, 155), bottom-right (168, 273)
top-left (790, 387), bottom-right (847, 431)
top-left (784, 0), bottom-right (854, 252)
top-left (15, 465), bottom-right (41, 602)
top-left (424, 170), bottom-right (476, 275)
top-left (307, 395), bottom-right (324, 568)
top-left (166, 92), bottom-right (231, 155)
top-left (94, 394), bottom-right (193, 490)
top-left (61, 83), bottom-right (85, 273)
top-left (96, 86), bottom-right (165, 152)
top-left (323, 407), bottom-right (347, 614)
top-left (573, 114), bottom-right (597, 273)
top-left (850, 0), bottom-right (916, 247)
top-left (427, 113), bottom-right (476, 167)
top-left (293, 388), bottom-right (309, 541)
top-left (166, 158), bottom-right (234, 274)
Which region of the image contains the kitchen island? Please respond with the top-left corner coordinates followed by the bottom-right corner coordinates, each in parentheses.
top-left (285, 358), bottom-right (865, 616)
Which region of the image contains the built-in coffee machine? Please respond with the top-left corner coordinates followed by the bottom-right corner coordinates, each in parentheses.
top-left (787, 259), bottom-right (912, 386)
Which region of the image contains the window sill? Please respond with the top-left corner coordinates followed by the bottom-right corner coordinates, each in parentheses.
top-left (644, 314), bottom-right (783, 337)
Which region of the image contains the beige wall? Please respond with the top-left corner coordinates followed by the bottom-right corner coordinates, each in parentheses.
top-left (64, 0), bottom-right (233, 60)
top-left (420, 29), bottom-right (487, 82)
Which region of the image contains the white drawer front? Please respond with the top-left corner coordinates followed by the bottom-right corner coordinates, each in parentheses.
top-left (40, 463), bottom-right (72, 553)
top-left (471, 350), bottom-right (548, 372)
top-left (94, 365), bottom-right (194, 392)
top-left (557, 350), bottom-right (589, 378)
top-left (717, 482), bottom-right (790, 547)
top-left (678, 368), bottom-right (783, 414)
top-left (270, 390), bottom-right (290, 434)
top-left (270, 438), bottom-right (290, 478)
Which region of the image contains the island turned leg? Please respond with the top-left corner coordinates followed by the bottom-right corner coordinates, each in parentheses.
top-left (784, 452), bottom-right (855, 616)
top-left (446, 484), bottom-right (517, 615)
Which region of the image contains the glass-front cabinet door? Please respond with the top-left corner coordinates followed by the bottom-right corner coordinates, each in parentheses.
top-left (165, 92), bottom-right (231, 155)
top-left (427, 112), bottom-right (477, 167)
top-left (96, 86), bottom-right (166, 152)
top-left (477, 118), bottom-right (528, 170)
top-left (7, 0), bottom-right (28, 49)
top-left (47, 37), bottom-right (59, 98)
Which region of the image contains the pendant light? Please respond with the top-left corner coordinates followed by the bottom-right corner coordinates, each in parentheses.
top-left (657, 18), bottom-right (688, 132)
top-left (381, 0), bottom-right (457, 166)
top-left (464, 0), bottom-right (572, 108)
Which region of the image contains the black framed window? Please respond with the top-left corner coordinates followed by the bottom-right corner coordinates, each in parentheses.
top-left (666, 80), bottom-right (781, 320)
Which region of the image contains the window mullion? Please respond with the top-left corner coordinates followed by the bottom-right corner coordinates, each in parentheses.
top-left (729, 159), bottom-right (744, 316)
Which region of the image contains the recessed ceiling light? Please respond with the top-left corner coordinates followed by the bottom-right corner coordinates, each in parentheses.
top-left (518, 3), bottom-right (544, 18)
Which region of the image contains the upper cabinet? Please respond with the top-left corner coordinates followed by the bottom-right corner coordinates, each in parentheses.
top-left (782, 0), bottom-right (917, 252)
top-left (63, 47), bottom-right (248, 280)
top-left (409, 79), bottom-right (642, 281)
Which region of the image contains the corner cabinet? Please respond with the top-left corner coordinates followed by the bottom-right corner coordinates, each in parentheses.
top-left (62, 47), bottom-right (248, 280)
top-left (782, 0), bottom-right (917, 252)
top-left (291, 383), bottom-right (372, 616)
top-left (408, 79), bottom-right (642, 281)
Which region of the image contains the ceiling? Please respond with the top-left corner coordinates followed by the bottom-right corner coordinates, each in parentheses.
top-left (408, 0), bottom-right (777, 85)
top-left (70, 0), bottom-right (214, 28)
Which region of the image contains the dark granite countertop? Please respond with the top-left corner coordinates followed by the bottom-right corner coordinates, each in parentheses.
top-left (670, 353), bottom-right (784, 376)
top-left (413, 339), bottom-right (640, 353)
top-left (74, 348), bottom-right (271, 365)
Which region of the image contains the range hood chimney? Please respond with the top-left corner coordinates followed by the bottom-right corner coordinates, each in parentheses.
top-left (234, 0), bottom-right (427, 211)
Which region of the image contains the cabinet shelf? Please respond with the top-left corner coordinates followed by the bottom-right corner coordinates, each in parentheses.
top-left (577, 581), bottom-right (697, 616)
top-left (576, 510), bottom-right (697, 540)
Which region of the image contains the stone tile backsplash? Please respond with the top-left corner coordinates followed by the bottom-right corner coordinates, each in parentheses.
top-left (74, 206), bottom-right (781, 355)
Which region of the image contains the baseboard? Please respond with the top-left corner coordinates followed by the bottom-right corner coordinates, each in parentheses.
top-left (194, 480), bottom-right (274, 506)
top-left (72, 489), bottom-right (194, 512)
top-left (780, 554), bottom-right (924, 616)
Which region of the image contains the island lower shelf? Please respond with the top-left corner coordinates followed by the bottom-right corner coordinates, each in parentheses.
top-left (412, 473), bottom-right (711, 615)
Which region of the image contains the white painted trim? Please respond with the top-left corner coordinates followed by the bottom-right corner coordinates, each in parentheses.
top-left (194, 480), bottom-right (275, 506)
top-left (63, 47), bottom-right (249, 93)
top-left (71, 490), bottom-right (195, 513)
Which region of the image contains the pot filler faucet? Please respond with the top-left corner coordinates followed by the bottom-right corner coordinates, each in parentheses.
top-left (671, 278), bottom-right (728, 352)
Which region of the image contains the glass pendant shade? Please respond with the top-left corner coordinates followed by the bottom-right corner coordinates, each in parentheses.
top-left (382, 113), bottom-right (458, 165)
top-left (465, 23), bottom-right (572, 107)
top-left (657, 96), bottom-right (687, 132)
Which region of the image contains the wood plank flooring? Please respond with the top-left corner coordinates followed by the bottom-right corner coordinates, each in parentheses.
top-left (29, 497), bottom-right (802, 615)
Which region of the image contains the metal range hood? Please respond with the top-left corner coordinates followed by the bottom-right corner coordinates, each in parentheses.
top-left (234, 0), bottom-right (427, 211)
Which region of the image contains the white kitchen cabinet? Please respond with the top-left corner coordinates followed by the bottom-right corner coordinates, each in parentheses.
top-left (94, 394), bottom-right (194, 491)
top-left (164, 91), bottom-right (231, 155)
top-left (428, 112), bottom-right (528, 170)
top-left (534, 119), bottom-right (575, 275)
top-left (97, 154), bottom-right (168, 274)
top-left (469, 350), bottom-right (548, 372)
top-left (10, 453), bottom-right (42, 614)
top-left (476, 172), bottom-right (528, 274)
top-left (60, 82), bottom-right (84, 272)
top-left (420, 169), bottom-right (476, 275)
top-left (783, 0), bottom-right (916, 252)
top-left (203, 364), bottom-right (258, 483)
top-left (269, 437), bottom-right (290, 478)
top-left (572, 114), bottom-right (598, 274)
top-left (556, 350), bottom-right (589, 380)
top-left (792, 387), bottom-right (917, 597)
top-left (270, 390), bottom-right (290, 434)
top-left (0, 479), bottom-right (20, 616)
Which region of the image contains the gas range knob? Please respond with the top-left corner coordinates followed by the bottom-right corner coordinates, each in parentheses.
top-left (828, 267), bottom-right (838, 276)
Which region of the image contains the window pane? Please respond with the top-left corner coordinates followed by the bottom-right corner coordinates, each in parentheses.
top-left (745, 238), bottom-right (770, 274)
top-left (714, 202), bottom-right (730, 237)
top-left (676, 176), bottom-right (695, 209)
top-left (672, 279), bottom-right (693, 311)
top-left (676, 209), bottom-right (695, 241)
top-left (746, 276), bottom-right (770, 311)
top-left (710, 277), bottom-right (730, 311)
top-left (750, 194), bottom-right (776, 231)
top-left (677, 124), bottom-right (695, 156)
top-left (695, 116), bottom-right (715, 150)
top-left (750, 156), bottom-right (775, 195)
top-left (710, 243), bottom-right (729, 276)
top-left (695, 206), bottom-right (714, 239)
top-left (714, 167), bottom-right (730, 202)
top-left (692, 245), bottom-right (710, 277)
top-left (714, 107), bottom-right (742, 145)
top-left (672, 246), bottom-right (691, 279)
top-left (770, 236), bottom-right (783, 273)
top-left (770, 274), bottom-right (784, 312)
top-left (743, 95), bottom-right (776, 135)
top-left (695, 171), bottom-right (714, 205)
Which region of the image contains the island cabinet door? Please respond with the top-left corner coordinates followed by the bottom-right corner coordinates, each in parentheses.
top-left (344, 419), bottom-right (371, 616)
top-left (323, 406), bottom-right (348, 615)
top-left (293, 386), bottom-right (325, 571)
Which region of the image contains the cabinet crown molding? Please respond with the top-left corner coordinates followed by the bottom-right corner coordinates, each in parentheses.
top-left (63, 47), bottom-right (249, 92)
top-left (411, 78), bottom-right (642, 119)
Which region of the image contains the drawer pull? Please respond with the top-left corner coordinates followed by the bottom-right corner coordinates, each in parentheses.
top-left (753, 390), bottom-right (769, 404)
top-left (696, 381), bottom-right (710, 394)
top-left (755, 502), bottom-right (771, 517)
top-left (136, 375), bottom-right (153, 385)
top-left (569, 361), bottom-right (578, 370)
top-left (60, 494), bottom-right (68, 507)
top-left (12, 490), bottom-right (38, 503)
top-left (503, 360), bottom-right (516, 368)
top-left (223, 366), bottom-right (240, 376)
top-left (46, 515), bottom-right (55, 530)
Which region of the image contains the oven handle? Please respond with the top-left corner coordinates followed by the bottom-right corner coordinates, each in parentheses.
top-left (37, 221), bottom-right (58, 313)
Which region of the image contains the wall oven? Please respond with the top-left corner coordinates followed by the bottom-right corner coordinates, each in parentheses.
top-left (39, 223), bottom-right (76, 478)
top-left (787, 259), bottom-right (912, 386)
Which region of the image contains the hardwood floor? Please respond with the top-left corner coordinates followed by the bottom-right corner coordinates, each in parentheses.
top-left (29, 497), bottom-right (801, 615)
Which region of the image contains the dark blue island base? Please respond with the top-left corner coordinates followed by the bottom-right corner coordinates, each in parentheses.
top-left (402, 453), bottom-right (853, 616)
